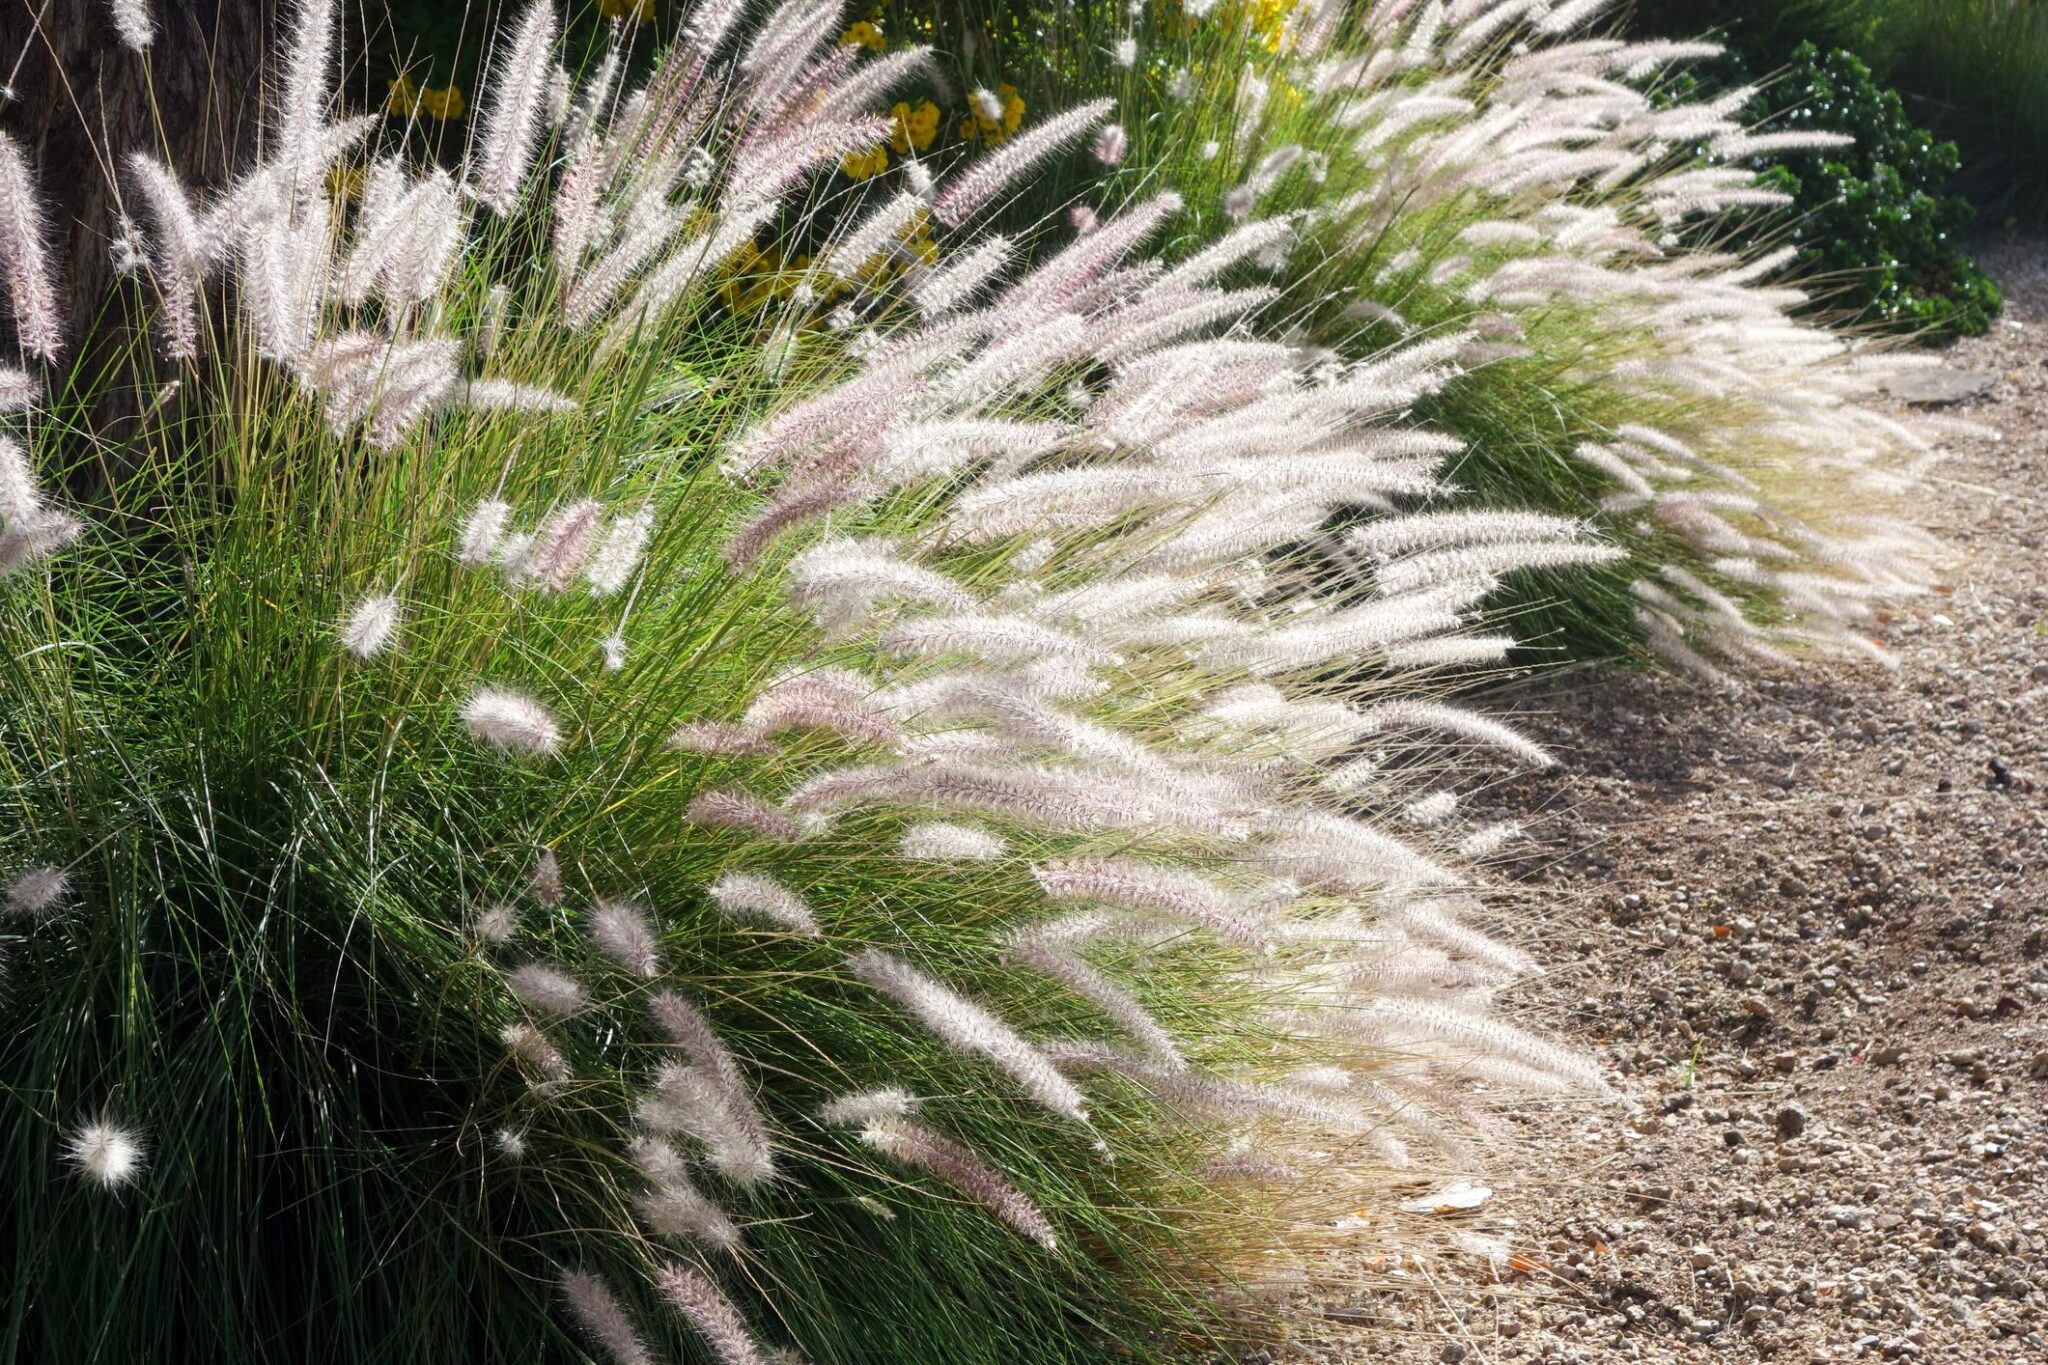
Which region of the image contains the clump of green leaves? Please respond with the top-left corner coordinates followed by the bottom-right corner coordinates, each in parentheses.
top-left (1739, 44), bottom-right (2001, 341)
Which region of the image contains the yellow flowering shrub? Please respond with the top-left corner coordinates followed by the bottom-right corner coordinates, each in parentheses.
top-left (721, 243), bottom-right (815, 316)
top-left (418, 84), bottom-right (465, 121)
top-left (385, 74), bottom-right (419, 117)
top-left (385, 74), bottom-right (464, 121)
top-left (839, 20), bottom-right (885, 51)
top-left (1151, 0), bottom-right (1298, 47)
top-left (899, 215), bottom-right (939, 266)
top-left (327, 162), bottom-right (365, 203)
top-left (840, 144), bottom-right (890, 180)
top-left (1152, 0), bottom-right (1200, 39)
top-left (960, 83), bottom-right (1025, 144)
top-left (890, 100), bottom-right (939, 153)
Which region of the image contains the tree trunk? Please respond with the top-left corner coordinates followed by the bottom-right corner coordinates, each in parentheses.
top-left (1, 0), bottom-right (276, 368)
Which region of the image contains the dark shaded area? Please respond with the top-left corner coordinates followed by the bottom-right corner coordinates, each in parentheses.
top-left (0, 0), bottom-right (277, 356)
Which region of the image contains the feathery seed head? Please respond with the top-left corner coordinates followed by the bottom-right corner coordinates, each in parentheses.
top-left (898, 822), bottom-right (1007, 861)
top-left (705, 872), bottom-right (819, 935)
top-left (1093, 124), bottom-right (1128, 166)
top-left (474, 4), bottom-right (560, 214)
top-left (0, 133), bottom-right (63, 361)
top-left (507, 962), bottom-right (588, 1016)
top-left (339, 592), bottom-right (401, 659)
top-left (458, 500), bottom-right (512, 565)
top-left (0, 366), bottom-right (37, 411)
top-left (0, 434), bottom-right (41, 525)
top-left (656, 1263), bottom-right (769, 1365)
top-left (587, 508), bottom-right (655, 597)
top-left (666, 721), bottom-right (778, 757)
top-left (686, 790), bottom-right (798, 841)
top-left (474, 901), bottom-right (520, 944)
top-left (109, 0), bottom-right (156, 50)
top-left (530, 848), bottom-right (565, 908)
top-left (6, 865), bottom-right (71, 918)
top-left (463, 687), bottom-right (562, 756)
top-left (64, 1121), bottom-right (146, 1190)
top-left (562, 1269), bottom-right (657, 1365)
top-left (589, 899), bottom-right (661, 976)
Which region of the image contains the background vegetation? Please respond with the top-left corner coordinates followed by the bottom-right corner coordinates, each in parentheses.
top-left (1625, 0), bottom-right (2048, 227)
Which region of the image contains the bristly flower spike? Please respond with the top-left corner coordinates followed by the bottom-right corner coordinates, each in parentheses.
top-left (588, 899), bottom-right (661, 976)
top-left (931, 99), bottom-right (1115, 227)
top-left (109, 0), bottom-right (156, 50)
top-left (655, 1263), bottom-right (769, 1365)
top-left (0, 132), bottom-right (63, 361)
top-left (463, 687), bottom-right (563, 756)
top-left (339, 592), bottom-right (401, 659)
top-left (5, 866), bottom-right (71, 919)
top-left (473, 3), bottom-right (559, 214)
top-left (507, 962), bottom-right (587, 1016)
top-left (561, 1269), bottom-right (657, 1365)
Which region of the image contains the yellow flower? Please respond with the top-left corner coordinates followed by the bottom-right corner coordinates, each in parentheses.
top-left (889, 100), bottom-right (939, 154)
top-left (385, 74), bottom-right (420, 117)
top-left (724, 244), bottom-right (824, 319)
top-left (840, 144), bottom-right (890, 181)
top-left (838, 20), bottom-right (885, 52)
top-left (964, 83), bottom-right (1025, 145)
top-left (598, 0), bottom-right (656, 18)
top-left (1244, 0), bottom-right (1300, 48)
top-left (899, 216), bottom-right (939, 267)
top-left (418, 84), bottom-right (466, 121)
top-left (722, 243), bottom-right (780, 314)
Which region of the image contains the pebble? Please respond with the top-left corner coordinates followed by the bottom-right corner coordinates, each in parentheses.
top-left (1776, 1104), bottom-right (1808, 1140)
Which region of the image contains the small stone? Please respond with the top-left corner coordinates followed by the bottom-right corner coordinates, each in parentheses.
top-left (1880, 368), bottom-right (1997, 405)
top-left (1775, 1104), bottom-right (1808, 1140)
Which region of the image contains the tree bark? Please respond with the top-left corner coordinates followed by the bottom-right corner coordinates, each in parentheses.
top-left (1, 0), bottom-right (276, 363)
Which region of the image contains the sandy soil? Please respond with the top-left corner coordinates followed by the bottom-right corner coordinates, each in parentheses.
top-left (1272, 238), bottom-right (2048, 1364)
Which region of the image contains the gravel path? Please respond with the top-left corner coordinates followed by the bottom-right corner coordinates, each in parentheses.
top-left (1272, 238), bottom-right (2048, 1365)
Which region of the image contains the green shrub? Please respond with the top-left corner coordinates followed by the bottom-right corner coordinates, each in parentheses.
top-left (1625, 0), bottom-right (2048, 224)
top-left (1702, 44), bottom-right (2002, 341)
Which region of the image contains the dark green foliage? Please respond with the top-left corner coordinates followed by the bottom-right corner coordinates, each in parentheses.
top-left (1626, 0), bottom-right (2048, 223)
top-left (1746, 44), bottom-right (2001, 340)
top-left (1875, 0), bottom-right (2048, 225)
top-left (1659, 42), bottom-right (2002, 342)
top-left (1621, 0), bottom-right (1897, 66)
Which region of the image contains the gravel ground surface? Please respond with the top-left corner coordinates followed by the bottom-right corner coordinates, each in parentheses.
top-left (1270, 239), bottom-right (2048, 1364)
